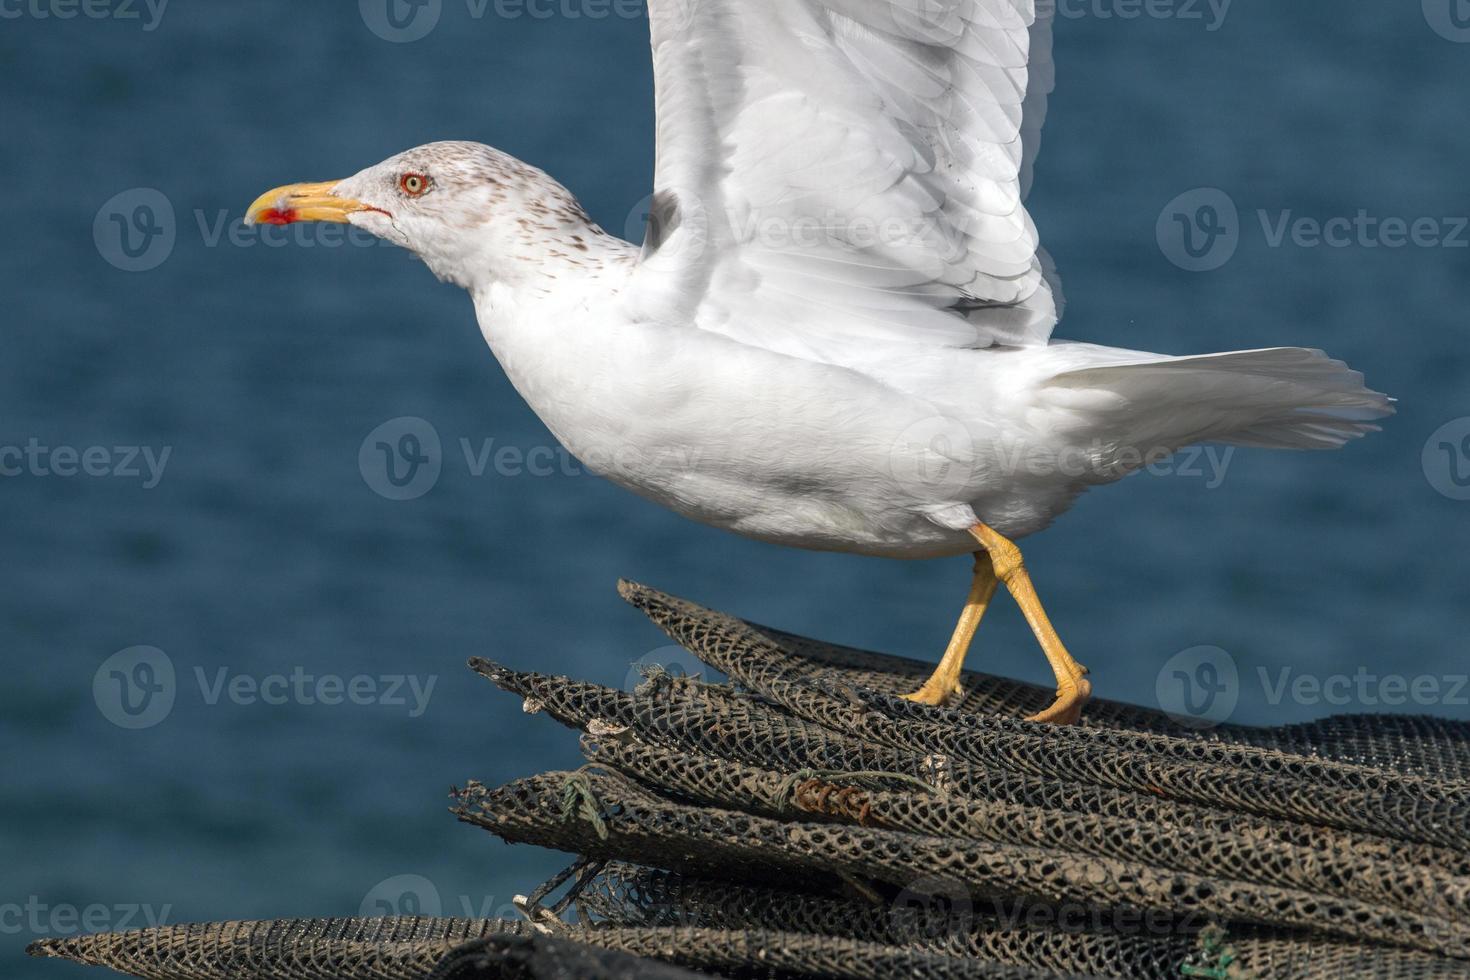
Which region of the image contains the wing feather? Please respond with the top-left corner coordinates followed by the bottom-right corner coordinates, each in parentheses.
top-left (630, 0), bottom-right (1061, 359)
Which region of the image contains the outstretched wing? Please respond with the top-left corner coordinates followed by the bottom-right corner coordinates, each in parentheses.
top-left (626, 0), bottom-right (1060, 360)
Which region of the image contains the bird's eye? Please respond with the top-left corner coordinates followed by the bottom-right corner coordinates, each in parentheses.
top-left (399, 173), bottom-right (431, 196)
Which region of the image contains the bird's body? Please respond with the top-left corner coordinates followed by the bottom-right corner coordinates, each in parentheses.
top-left (248, 0), bottom-right (1392, 720)
top-left (474, 232), bottom-right (1071, 557)
top-left (468, 187), bottom-right (1385, 559)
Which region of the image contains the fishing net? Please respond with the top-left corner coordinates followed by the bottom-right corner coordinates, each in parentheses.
top-left (25, 917), bottom-right (714, 980)
top-left (30, 580), bottom-right (1470, 979)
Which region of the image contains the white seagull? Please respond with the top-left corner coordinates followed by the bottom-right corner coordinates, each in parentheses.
top-left (247, 0), bottom-right (1390, 724)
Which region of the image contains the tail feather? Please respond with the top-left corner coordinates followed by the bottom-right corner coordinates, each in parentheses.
top-left (1044, 347), bottom-right (1393, 453)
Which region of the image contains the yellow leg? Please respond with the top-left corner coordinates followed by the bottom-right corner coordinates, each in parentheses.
top-left (903, 555), bottom-right (999, 706)
top-left (970, 523), bottom-right (1091, 725)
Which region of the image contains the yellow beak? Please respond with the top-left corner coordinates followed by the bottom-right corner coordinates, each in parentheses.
top-left (245, 180), bottom-right (383, 226)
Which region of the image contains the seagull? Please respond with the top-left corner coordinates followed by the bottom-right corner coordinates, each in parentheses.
top-left (247, 0), bottom-right (1390, 724)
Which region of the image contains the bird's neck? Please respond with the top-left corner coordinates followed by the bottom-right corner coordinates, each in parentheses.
top-left (431, 162), bottom-right (638, 294)
top-left (469, 215), bottom-right (638, 324)
top-left (485, 217), bottom-right (638, 295)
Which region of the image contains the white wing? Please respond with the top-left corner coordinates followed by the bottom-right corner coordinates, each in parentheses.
top-left (627, 0), bottom-right (1061, 360)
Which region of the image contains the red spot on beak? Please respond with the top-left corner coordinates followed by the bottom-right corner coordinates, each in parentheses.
top-left (256, 208), bottom-right (298, 225)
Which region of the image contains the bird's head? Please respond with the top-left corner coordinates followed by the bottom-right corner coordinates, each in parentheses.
top-left (246, 140), bottom-right (604, 291)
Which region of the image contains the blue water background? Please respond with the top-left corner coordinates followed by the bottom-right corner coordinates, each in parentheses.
top-left (3, 3), bottom-right (1469, 976)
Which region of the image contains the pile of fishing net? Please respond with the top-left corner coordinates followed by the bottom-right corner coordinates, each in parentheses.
top-left (31, 581), bottom-right (1470, 978)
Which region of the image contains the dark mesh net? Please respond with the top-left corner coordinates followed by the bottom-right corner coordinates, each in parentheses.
top-left (30, 581), bottom-right (1470, 979)
top-left (26, 918), bottom-right (717, 980)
